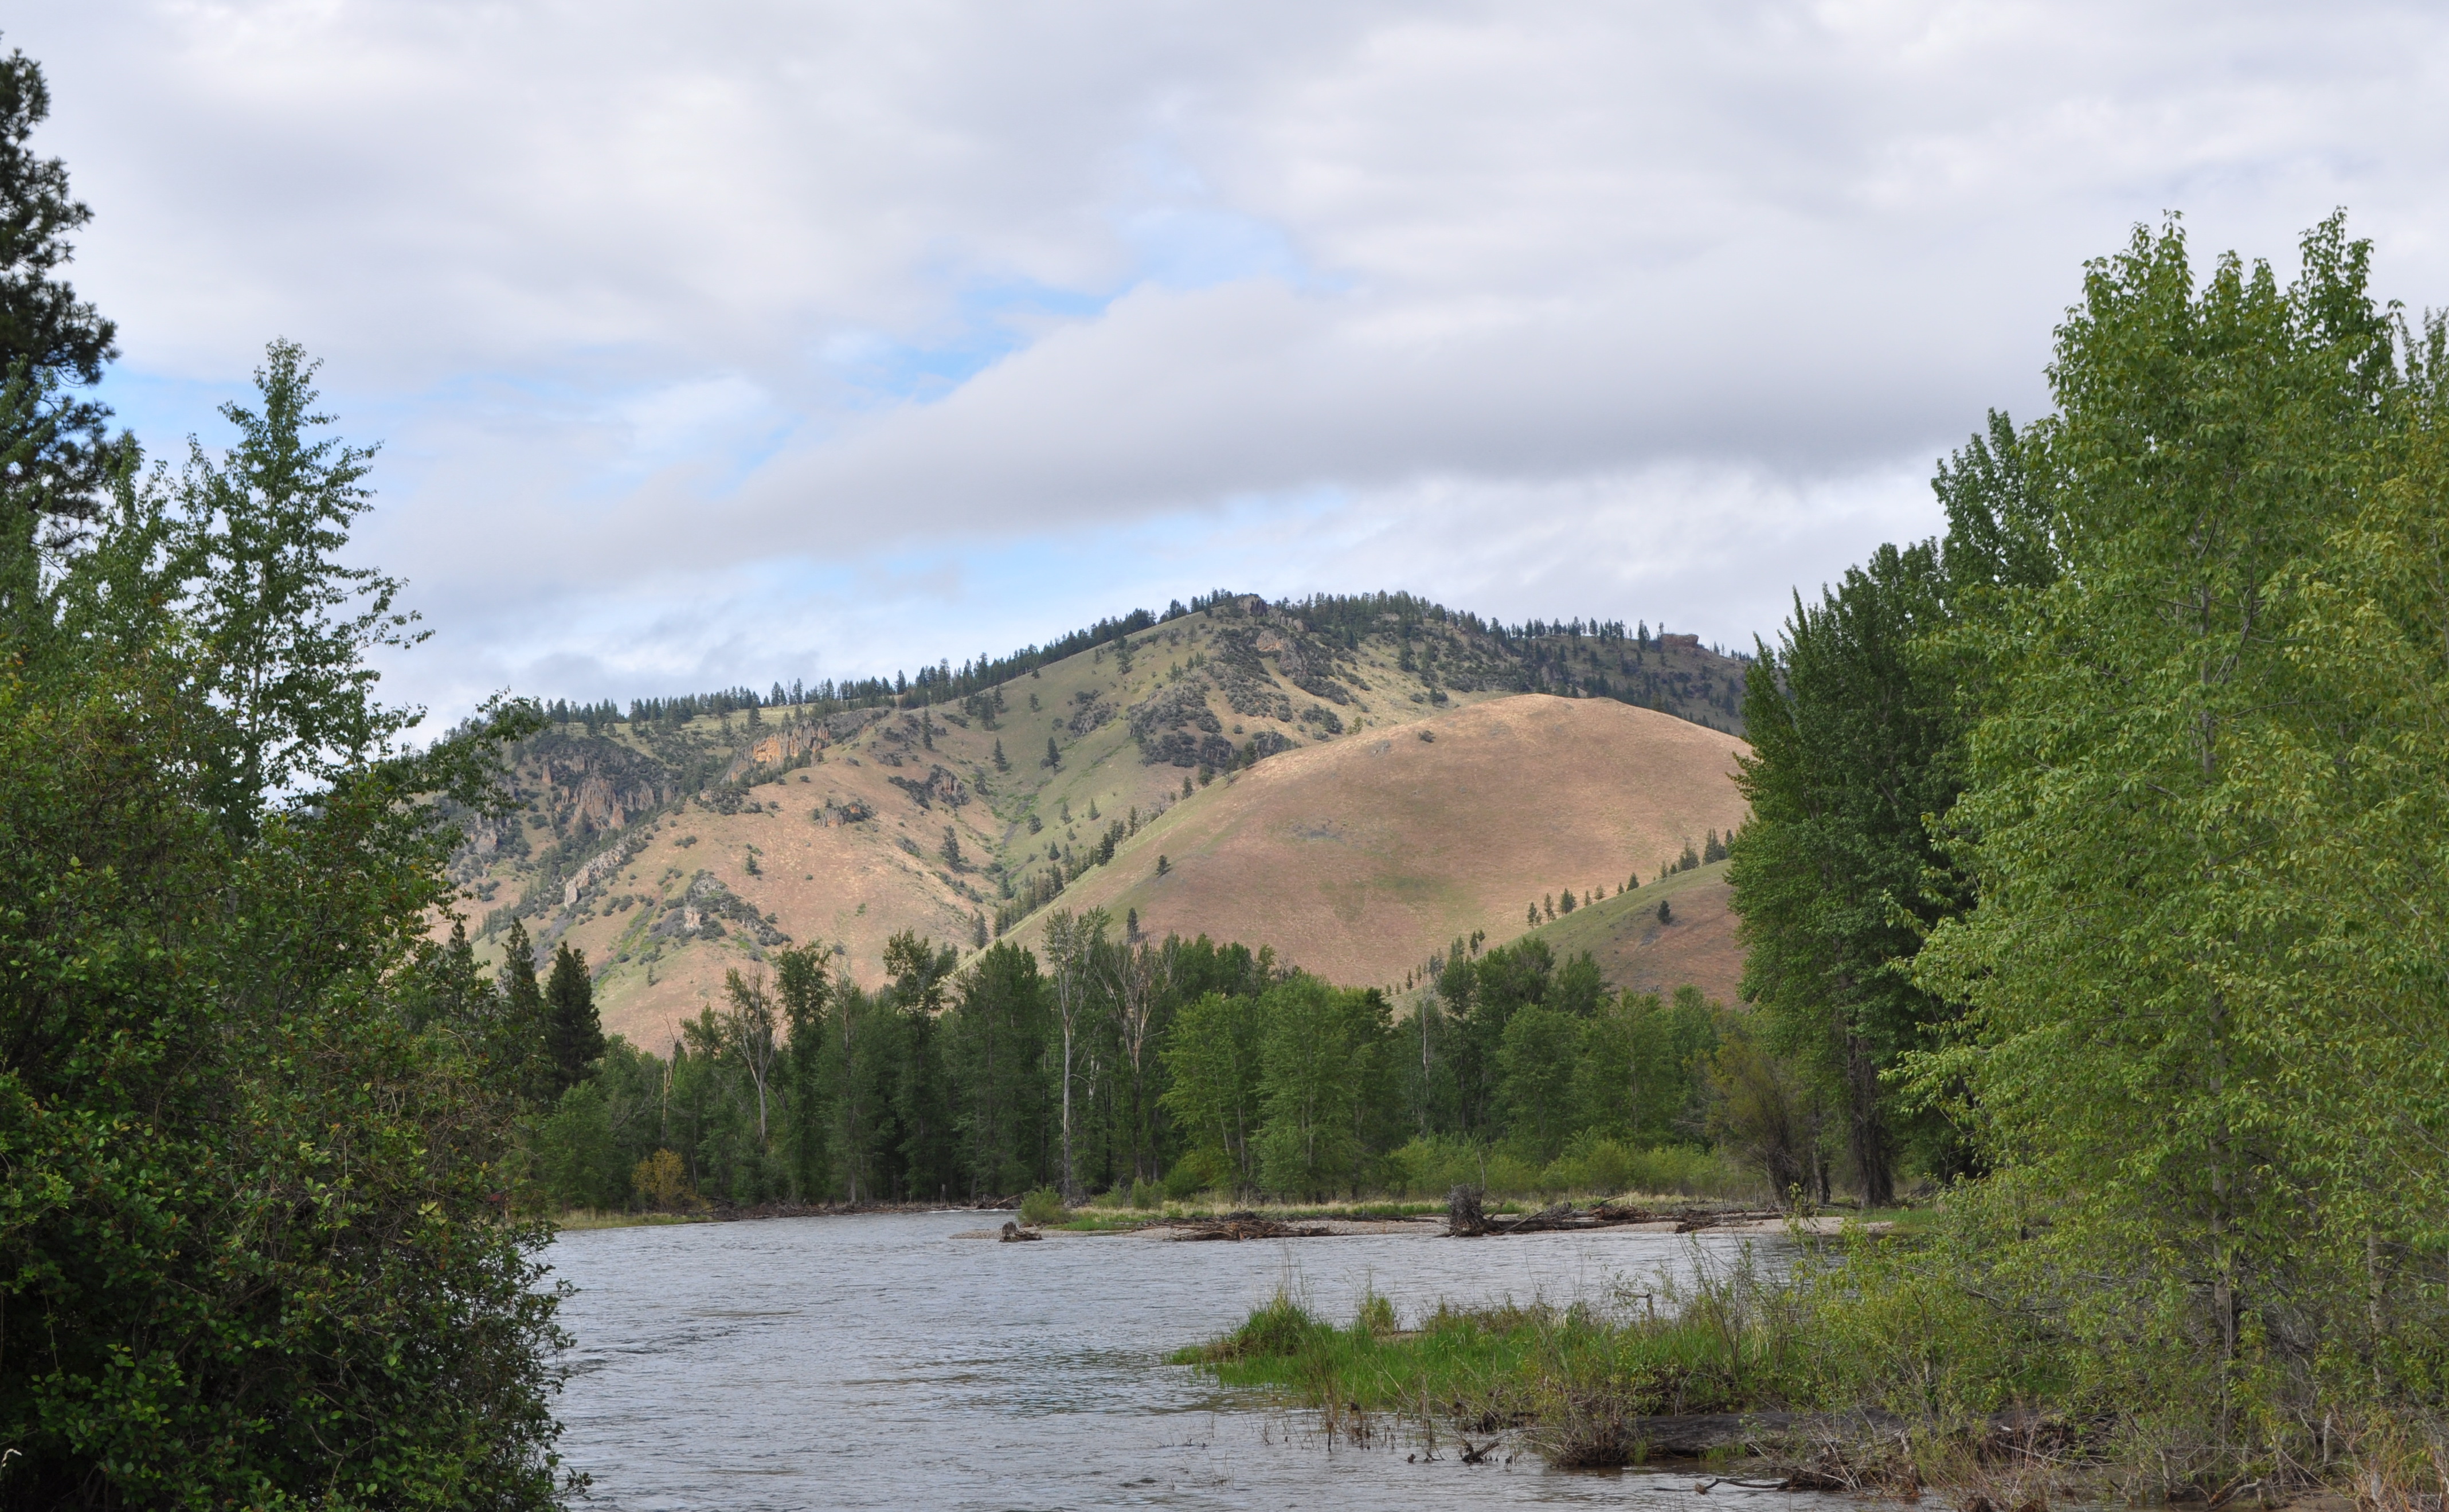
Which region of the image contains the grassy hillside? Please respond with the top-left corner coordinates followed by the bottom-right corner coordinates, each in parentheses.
top-left (451, 594), bottom-right (1756, 1048)
top-left (1004, 697), bottom-right (1748, 993)
top-left (1515, 857), bottom-right (1742, 1006)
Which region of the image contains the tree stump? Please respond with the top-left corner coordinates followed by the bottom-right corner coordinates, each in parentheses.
top-left (1448, 1185), bottom-right (1489, 1237)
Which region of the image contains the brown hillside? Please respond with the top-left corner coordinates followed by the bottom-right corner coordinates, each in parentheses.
top-left (1521, 859), bottom-right (1744, 1005)
top-left (453, 600), bottom-right (1759, 1050)
top-left (1011, 694), bottom-right (1750, 991)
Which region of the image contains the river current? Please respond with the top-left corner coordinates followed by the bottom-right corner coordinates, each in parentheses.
top-left (549, 1209), bottom-right (1802, 1510)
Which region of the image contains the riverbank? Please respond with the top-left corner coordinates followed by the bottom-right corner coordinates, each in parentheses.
top-left (1170, 1224), bottom-right (2418, 1508)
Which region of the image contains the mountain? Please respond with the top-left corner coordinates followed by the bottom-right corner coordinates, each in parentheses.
top-left (450, 593), bottom-right (1756, 1048)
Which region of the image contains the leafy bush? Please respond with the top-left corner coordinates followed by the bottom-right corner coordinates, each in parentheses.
top-left (1161, 1154), bottom-right (1211, 1200)
top-left (1018, 1186), bottom-right (1066, 1225)
top-left (631, 1149), bottom-right (694, 1210)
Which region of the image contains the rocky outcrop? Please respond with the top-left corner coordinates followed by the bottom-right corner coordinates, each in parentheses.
top-left (521, 734), bottom-right (674, 837)
top-left (562, 833), bottom-right (648, 907)
top-left (1129, 676), bottom-right (1229, 766)
top-left (887, 765), bottom-right (971, 809)
top-left (645, 872), bottom-right (791, 949)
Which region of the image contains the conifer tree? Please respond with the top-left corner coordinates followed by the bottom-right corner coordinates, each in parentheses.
top-left (544, 941), bottom-right (605, 1095)
top-left (500, 918), bottom-right (549, 1097)
top-left (0, 40), bottom-right (125, 519)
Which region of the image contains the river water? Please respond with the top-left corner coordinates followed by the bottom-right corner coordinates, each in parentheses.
top-left (549, 1209), bottom-right (1802, 1510)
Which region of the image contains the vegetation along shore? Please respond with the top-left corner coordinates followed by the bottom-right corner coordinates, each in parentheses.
top-left (1182, 217), bottom-right (2449, 1507)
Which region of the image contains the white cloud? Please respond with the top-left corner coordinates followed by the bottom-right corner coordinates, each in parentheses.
top-left (13, 0), bottom-right (2449, 715)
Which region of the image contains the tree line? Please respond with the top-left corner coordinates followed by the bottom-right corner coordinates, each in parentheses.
top-left (520, 916), bottom-right (1736, 1212)
top-left (1727, 214), bottom-right (2449, 1455)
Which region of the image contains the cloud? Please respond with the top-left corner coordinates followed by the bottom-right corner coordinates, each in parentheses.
top-left (17, 0), bottom-right (2449, 715)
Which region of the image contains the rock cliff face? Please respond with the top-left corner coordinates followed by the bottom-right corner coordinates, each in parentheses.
top-left (718, 708), bottom-right (890, 784)
top-left (521, 734), bottom-right (674, 837)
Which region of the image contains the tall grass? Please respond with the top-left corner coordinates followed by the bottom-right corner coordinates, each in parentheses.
top-left (1178, 1219), bottom-right (2449, 1502)
top-left (1178, 1242), bottom-right (1824, 1466)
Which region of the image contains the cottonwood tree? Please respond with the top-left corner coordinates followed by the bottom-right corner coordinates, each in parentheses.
top-left (1102, 934), bottom-right (1173, 1184)
top-left (1040, 907), bottom-right (1108, 1201)
top-left (722, 968), bottom-right (783, 1145)
top-left (1915, 215), bottom-right (2449, 1405)
top-left (170, 342), bottom-right (427, 839)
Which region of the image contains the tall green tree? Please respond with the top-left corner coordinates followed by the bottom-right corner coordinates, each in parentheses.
top-left (1160, 990), bottom-right (1266, 1190)
top-left (545, 939), bottom-right (607, 1095)
top-left (1254, 977), bottom-right (1393, 1198)
top-left (1914, 215), bottom-right (2449, 1406)
top-left (1728, 540), bottom-right (1968, 1202)
top-left (945, 942), bottom-right (1051, 1196)
top-left (0, 343), bottom-right (564, 1500)
top-left (775, 943), bottom-right (832, 1198)
top-left (170, 341), bottom-right (426, 837)
top-left (0, 38), bottom-right (126, 520)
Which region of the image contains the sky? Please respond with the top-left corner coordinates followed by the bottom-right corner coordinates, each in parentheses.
top-left (13, 1), bottom-right (2449, 721)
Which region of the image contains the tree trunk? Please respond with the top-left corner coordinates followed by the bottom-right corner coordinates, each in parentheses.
top-left (1843, 1028), bottom-right (1894, 1207)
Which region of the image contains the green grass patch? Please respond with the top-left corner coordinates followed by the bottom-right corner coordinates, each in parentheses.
top-left (1049, 1196), bottom-right (1497, 1231)
top-left (1175, 1225), bottom-right (2080, 1471)
top-left (552, 1208), bottom-right (711, 1231)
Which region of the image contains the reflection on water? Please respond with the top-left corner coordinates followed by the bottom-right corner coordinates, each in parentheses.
top-left (547, 1210), bottom-right (1800, 1510)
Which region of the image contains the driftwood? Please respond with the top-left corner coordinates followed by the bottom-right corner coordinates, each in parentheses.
top-left (997, 1221), bottom-right (1042, 1243)
top-left (1172, 1216), bottom-right (1329, 1241)
top-left (1446, 1192), bottom-right (1787, 1237)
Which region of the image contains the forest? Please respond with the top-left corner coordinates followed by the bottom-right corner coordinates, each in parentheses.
top-left (508, 918), bottom-right (1735, 1212)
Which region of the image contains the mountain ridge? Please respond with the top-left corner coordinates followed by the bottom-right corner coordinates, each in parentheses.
top-left (449, 591), bottom-right (1758, 1048)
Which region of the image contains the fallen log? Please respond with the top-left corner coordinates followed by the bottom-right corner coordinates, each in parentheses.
top-left (1450, 1198), bottom-right (1790, 1237)
top-left (1172, 1217), bottom-right (1330, 1241)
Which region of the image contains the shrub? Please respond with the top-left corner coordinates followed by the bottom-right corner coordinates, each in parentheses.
top-left (1354, 1291), bottom-right (1398, 1338)
top-left (631, 1149), bottom-right (693, 1210)
top-left (1539, 1136), bottom-right (1746, 1199)
top-left (1018, 1186), bottom-right (1066, 1225)
top-left (1130, 1177), bottom-right (1159, 1209)
top-left (1162, 1153), bottom-right (1214, 1200)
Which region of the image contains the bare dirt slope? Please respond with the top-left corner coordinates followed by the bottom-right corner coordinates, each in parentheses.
top-left (1007, 696), bottom-right (1751, 992)
top-left (1520, 858), bottom-right (1744, 1006)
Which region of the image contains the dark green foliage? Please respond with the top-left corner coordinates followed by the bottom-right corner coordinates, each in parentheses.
top-left (545, 940), bottom-right (607, 1095)
top-left (0, 342), bottom-right (565, 1499)
top-left (1729, 539), bottom-right (1974, 1202)
top-left (171, 342), bottom-right (427, 840)
top-left (0, 40), bottom-right (124, 519)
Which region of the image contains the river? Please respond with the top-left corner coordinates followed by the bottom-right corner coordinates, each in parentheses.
top-left (549, 1209), bottom-right (1803, 1510)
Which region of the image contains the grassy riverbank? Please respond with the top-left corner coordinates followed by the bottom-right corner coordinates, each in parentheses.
top-left (552, 1208), bottom-right (714, 1231)
top-left (1175, 1216), bottom-right (2445, 1505)
top-left (1051, 1197), bottom-right (1466, 1232)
